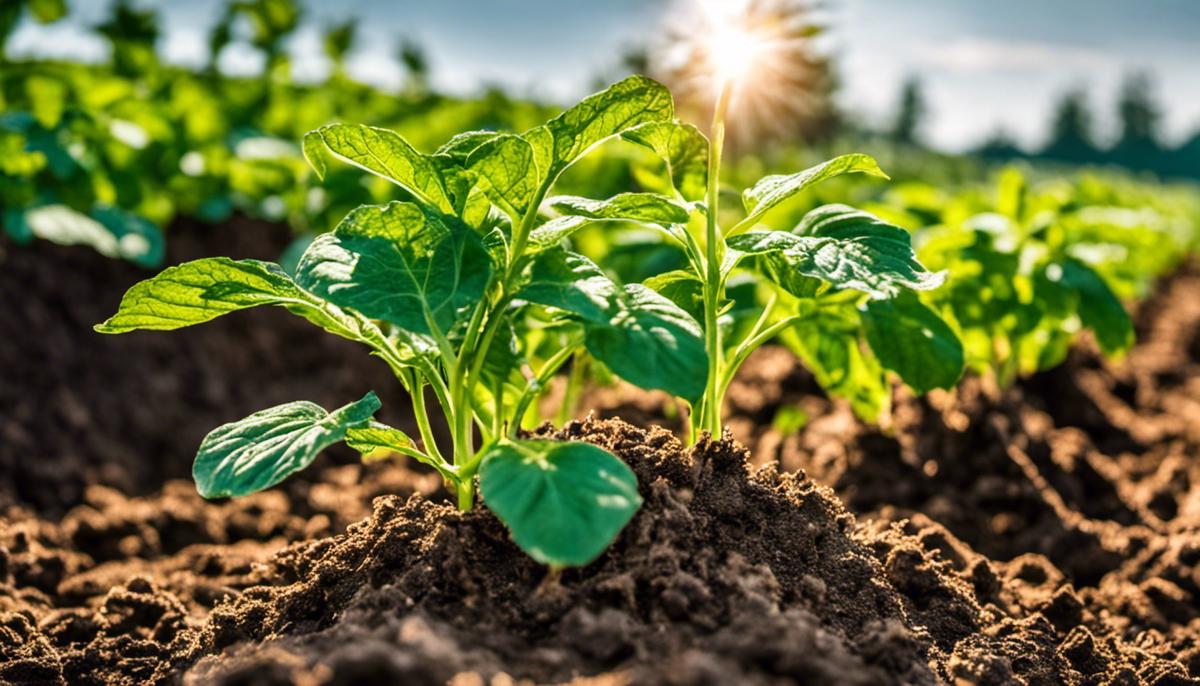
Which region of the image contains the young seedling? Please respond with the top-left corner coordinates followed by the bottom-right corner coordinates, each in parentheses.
top-left (97, 76), bottom-right (712, 567)
top-left (549, 45), bottom-right (964, 430)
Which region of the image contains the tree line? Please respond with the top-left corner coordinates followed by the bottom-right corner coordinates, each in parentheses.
top-left (891, 74), bottom-right (1199, 180)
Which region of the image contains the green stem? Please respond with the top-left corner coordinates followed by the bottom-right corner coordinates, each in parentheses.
top-left (700, 79), bottom-right (734, 438)
top-left (406, 369), bottom-right (446, 465)
top-left (719, 314), bottom-right (801, 398)
top-left (511, 344), bottom-right (578, 437)
top-left (557, 351), bottom-right (588, 427)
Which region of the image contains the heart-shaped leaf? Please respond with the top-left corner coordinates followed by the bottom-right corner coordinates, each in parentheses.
top-left (479, 439), bottom-right (641, 567)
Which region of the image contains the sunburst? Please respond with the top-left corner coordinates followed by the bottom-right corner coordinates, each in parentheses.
top-left (649, 0), bottom-right (837, 152)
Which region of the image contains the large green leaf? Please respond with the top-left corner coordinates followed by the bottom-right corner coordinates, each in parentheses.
top-left (862, 293), bottom-right (964, 394)
top-left (735, 155), bottom-right (887, 232)
top-left (621, 121), bottom-right (708, 201)
top-left (466, 133), bottom-right (538, 221)
top-left (533, 75), bottom-right (674, 181)
top-left (303, 124), bottom-right (455, 214)
top-left (94, 255), bottom-right (429, 360)
top-left (519, 249), bottom-right (708, 401)
top-left (729, 205), bottom-right (942, 300)
top-left (478, 439), bottom-right (641, 567)
top-left (295, 202), bottom-right (492, 337)
top-left (194, 392), bottom-right (380, 498)
top-left (780, 305), bottom-right (890, 421)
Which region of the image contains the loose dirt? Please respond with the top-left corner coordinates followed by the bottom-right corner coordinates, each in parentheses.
top-left (2, 225), bottom-right (1198, 685)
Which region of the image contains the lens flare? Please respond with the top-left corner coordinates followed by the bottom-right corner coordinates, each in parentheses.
top-left (649, 0), bottom-right (838, 151)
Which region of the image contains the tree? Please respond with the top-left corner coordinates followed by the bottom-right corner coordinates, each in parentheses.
top-left (1040, 88), bottom-right (1098, 164)
top-left (1111, 72), bottom-right (1164, 171)
top-left (890, 77), bottom-right (926, 145)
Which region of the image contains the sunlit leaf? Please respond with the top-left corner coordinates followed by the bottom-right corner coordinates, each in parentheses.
top-left (737, 155), bottom-right (887, 231)
top-left (479, 439), bottom-right (641, 567)
top-left (194, 392), bottom-right (380, 498)
top-left (304, 124), bottom-right (455, 213)
top-left (621, 121), bottom-right (708, 201)
top-left (730, 205), bottom-right (942, 299)
top-left (862, 293), bottom-right (964, 393)
top-left (295, 201), bottom-right (492, 337)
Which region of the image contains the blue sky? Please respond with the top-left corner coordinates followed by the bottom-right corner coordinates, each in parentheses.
top-left (9, 0), bottom-right (1200, 151)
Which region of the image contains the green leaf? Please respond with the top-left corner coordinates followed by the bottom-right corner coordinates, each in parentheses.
top-left (862, 293), bottom-right (964, 394)
top-left (304, 124), bottom-right (454, 214)
top-left (729, 205), bottom-right (942, 300)
top-left (621, 121), bottom-right (709, 201)
top-left (736, 155), bottom-right (887, 231)
top-left (537, 75), bottom-right (674, 180)
top-left (94, 256), bottom-right (406, 354)
top-left (530, 193), bottom-right (692, 253)
top-left (194, 392), bottom-right (380, 498)
top-left (780, 306), bottom-right (890, 421)
top-left (547, 193), bottom-right (691, 226)
top-left (345, 422), bottom-right (460, 482)
top-left (527, 215), bottom-right (590, 251)
top-left (479, 439), bottom-right (641, 567)
top-left (434, 130), bottom-right (502, 162)
top-left (301, 130), bottom-right (328, 179)
top-left (1048, 258), bottom-right (1134, 356)
top-left (295, 202), bottom-right (492, 337)
top-left (467, 133), bottom-right (538, 220)
top-left (643, 269), bottom-right (704, 321)
top-left (96, 257), bottom-right (306, 333)
top-left (519, 249), bottom-right (708, 401)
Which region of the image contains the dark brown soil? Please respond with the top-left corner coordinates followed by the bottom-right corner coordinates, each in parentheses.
top-left (0, 217), bottom-right (427, 514)
top-left (2, 226), bottom-right (1200, 685)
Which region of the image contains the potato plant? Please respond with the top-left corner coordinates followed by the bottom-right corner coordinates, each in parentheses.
top-left (98, 77), bottom-right (700, 566)
top-left (571, 81), bottom-right (965, 427)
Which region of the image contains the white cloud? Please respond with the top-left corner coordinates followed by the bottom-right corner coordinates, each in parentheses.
top-left (914, 37), bottom-right (1115, 74)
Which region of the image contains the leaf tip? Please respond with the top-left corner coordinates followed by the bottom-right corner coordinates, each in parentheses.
top-left (302, 131), bottom-right (328, 181)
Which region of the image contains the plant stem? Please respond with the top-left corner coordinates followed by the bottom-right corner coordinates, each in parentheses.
top-left (719, 314), bottom-right (801, 398)
top-left (510, 344), bottom-right (578, 437)
top-left (407, 370), bottom-right (446, 465)
top-left (700, 78), bottom-right (734, 438)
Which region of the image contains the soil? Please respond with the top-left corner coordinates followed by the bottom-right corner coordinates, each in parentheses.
top-left (2, 223), bottom-right (1199, 685)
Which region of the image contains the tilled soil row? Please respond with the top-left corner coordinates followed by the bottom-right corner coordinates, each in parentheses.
top-left (2, 229), bottom-right (1199, 684)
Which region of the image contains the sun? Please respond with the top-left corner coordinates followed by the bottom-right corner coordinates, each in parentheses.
top-left (708, 15), bottom-right (763, 84)
top-left (648, 0), bottom-right (838, 151)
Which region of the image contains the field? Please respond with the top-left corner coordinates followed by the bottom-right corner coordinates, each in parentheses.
top-left (3, 2), bottom-right (1200, 685)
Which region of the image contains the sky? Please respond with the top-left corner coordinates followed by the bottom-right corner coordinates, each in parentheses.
top-left (8, 0), bottom-right (1200, 152)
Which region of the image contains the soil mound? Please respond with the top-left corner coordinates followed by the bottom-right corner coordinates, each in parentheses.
top-left (4, 419), bottom-right (1193, 685)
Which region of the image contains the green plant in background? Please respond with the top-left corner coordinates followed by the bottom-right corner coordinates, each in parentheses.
top-left (97, 77), bottom-right (710, 567)
top-left (912, 168), bottom-right (1136, 385)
